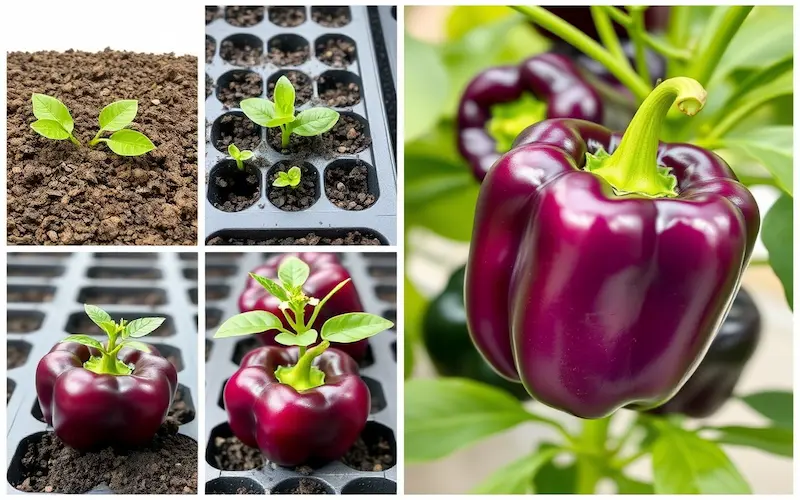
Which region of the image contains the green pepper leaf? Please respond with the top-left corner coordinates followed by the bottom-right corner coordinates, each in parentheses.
top-left (405, 378), bottom-right (534, 462)
top-left (61, 334), bottom-right (105, 351)
top-left (228, 143), bottom-right (241, 158)
top-left (273, 75), bottom-right (296, 118)
top-left (290, 108), bottom-right (339, 136)
top-left (533, 443), bottom-right (578, 493)
top-left (32, 93), bottom-right (74, 133)
top-left (105, 129), bottom-right (155, 156)
top-left (273, 174), bottom-right (292, 187)
top-left (612, 473), bottom-right (655, 494)
top-left (240, 98), bottom-right (277, 126)
top-left (84, 304), bottom-right (112, 329)
top-left (405, 34), bottom-right (448, 142)
top-left (120, 339), bottom-right (152, 353)
top-left (761, 194), bottom-right (793, 307)
top-left (275, 329), bottom-right (317, 347)
top-left (266, 115), bottom-right (296, 128)
top-left (472, 447), bottom-right (560, 494)
top-left (98, 100), bottom-right (138, 132)
top-left (31, 119), bottom-right (71, 140)
top-left (321, 313), bottom-right (394, 343)
top-left (248, 273), bottom-right (290, 302)
top-left (125, 317), bottom-right (166, 338)
top-left (739, 390), bottom-right (793, 429)
top-left (215, 311), bottom-right (283, 338)
top-left (724, 127), bottom-right (792, 196)
top-left (278, 256), bottom-right (310, 290)
top-left (713, 425), bottom-right (793, 457)
top-left (239, 150), bottom-right (254, 160)
top-left (652, 424), bottom-right (751, 493)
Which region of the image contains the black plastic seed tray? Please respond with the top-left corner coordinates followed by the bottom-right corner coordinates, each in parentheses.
top-left (204, 252), bottom-right (397, 494)
top-left (205, 6), bottom-right (397, 246)
top-left (6, 252), bottom-right (199, 494)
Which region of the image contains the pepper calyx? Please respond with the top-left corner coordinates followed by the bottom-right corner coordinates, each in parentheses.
top-left (487, 93), bottom-right (548, 153)
top-left (275, 340), bottom-right (330, 391)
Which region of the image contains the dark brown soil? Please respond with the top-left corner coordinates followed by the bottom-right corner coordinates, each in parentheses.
top-left (207, 231), bottom-right (383, 246)
top-left (342, 435), bottom-right (395, 472)
top-left (206, 37), bottom-right (215, 64)
top-left (312, 7), bottom-right (352, 27)
top-left (8, 266), bottom-right (63, 277)
top-left (269, 6), bottom-right (306, 27)
top-left (210, 163), bottom-right (260, 213)
top-left (267, 39), bottom-right (310, 66)
top-left (205, 74), bottom-right (213, 99)
top-left (218, 72), bottom-right (263, 109)
top-left (12, 423), bottom-right (197, 494)
top-left (316, 37), bottom-right (356, 68)
top-left (267, 126), bottom-right (314, 154)
top-left (211, 435), bottom-right (265, 471)
top-left (168, 386), bottom-right (195, 425)
top-left (8, 344), bottom-right (29, 369)
top-left (206, 6), bottom-right (220, 25)
top-left (268, 163), bottom-right (318, 211)
top-left (285, 479), bottom-right (329, 494)
top-left (318, 77), bottom-right (360, 107)
top-left (79, 290), bottom-right (165, 306)
top-left (7, 50), bottom-right (197, 245)
top-left (206, 309), bottom-right (222, 329)
top-left (90, 267), bottom-right (161, 279)
top-left (8, 288), bottom-right (54, 303)
top-left (220, 39), bottom-right (262, 67)
top-left (325, 114), bottom-right (371, 154)
top-left (225, 6), bottom-right (264, 27)
top-left (325, 164), bottom-right (376, 210)
top-left (268, 71), bottom-right (312, 106)
top-left (8, 315), bottom-right (43, 333)
top-left (213, 114), bottom-right (262, 151)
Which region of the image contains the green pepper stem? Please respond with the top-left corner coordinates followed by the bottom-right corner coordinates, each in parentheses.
top-left (685, 6), bottom-right (753, 86)
top-left (276, 341), bottom-right (329, 391)
top-left (589, 77), bottom-right (706, 198)
top-left (575, 418), bottom-right (611, 493)
top-left (280, 125), bottom-right (291, 149)
top-left (69, 134), bottom-right (81, 147)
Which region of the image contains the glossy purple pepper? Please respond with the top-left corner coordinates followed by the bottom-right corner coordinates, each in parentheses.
top-left (457, 53), bottom-right (603, 181)
top-left (465, 117), bottom-right (759, 419)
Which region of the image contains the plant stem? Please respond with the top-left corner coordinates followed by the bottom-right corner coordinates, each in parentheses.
top-left (590, 7), bottom-right (626, 63)
top-left (280, 125), bottom-right (291, 149)
top-left (69, 134), bottom-right (81, 147)
top-left (628, 7), bottom-right (652, 84)
top-left (576, 418), bottom-right (610, 494)
top-left (512, 6), bottom-right (651, 102)
top-left (276, 340), bottom-right (329, 391)
top-left (602, 6), bottom-right (690, 62)
top-left (685, 6), bottom-right (753, 86)
top-left (705, 90), bottom-right (790, 140)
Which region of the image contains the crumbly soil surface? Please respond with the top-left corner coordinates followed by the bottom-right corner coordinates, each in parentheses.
top-left (267, 40), bottom-right (310, 66)
top-left (268, 70), bottom-right (312, 106)
top-left (213, 114), bottom-right (262, 151)
top-left (220, 39), bottom-right (262, 67)
top-left (8, 287), bottom-right (54, 303)
top-left (210, 435), bottom-right (265, 471)
top-left (206, 6), bottom-right (220, 24)
top-left (218, 72), bottom-right (263, 109)
top-left (8, 315), bottom-right (43, 333)
top-left (267, 163), bottom-right (318, 211)
top-left (225, 6), bottom-right (264, 27)
top-left (285, 479), bottom-right (329, 494)
top-left (316, 37), bottom-right (356, 67)
top-left (7, 50), bottom-right (197, 245)
top-left (210, 163), bottom-right (260, 213)
top-left (312, 7), bottom-right (352, 27)
top-left (324, 114), bottom-right (371, 154)
top-left (207, 231), bottom-right (383, 246)
top-left (8, 344), bottom-right (29, 369)
top-left (205, 74), bottom-right (214, 99)
top-left (269, 6), bottom-right (306, 27)
top-left (342, 435), bottom-right (395, 472)
top-left (318, 76), bottom-right (361, 107)
top-left (11, 422), bottom-right (197, 494)
top-left (325, 164), bottom-right (376, 210)
top-left (169, 386), bottom-right (195, 425)
top-left (206, 37), bottom-right (215, 64)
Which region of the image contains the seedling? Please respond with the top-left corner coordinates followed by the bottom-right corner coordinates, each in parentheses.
top-left (61, 304), bottom-right (166, 375)
top-left (241, 75), bottom-right (340, 149)
top-left (214, 256), bottom-right (393, 390)
top-left (272, 166), bottom-right (302, 189)
top-left (228, 143), bottom-right (254, 170)
top-left (30, 94), bottom-right (155, 157)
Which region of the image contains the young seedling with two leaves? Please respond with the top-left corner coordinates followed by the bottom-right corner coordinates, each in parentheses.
top-left (61, 304), bottom-right (166, 375)
top-left (241, 75), bottom-right (340, 150)
top-left (214, 256), bottom-right (393, 390)
top-left (30, 94), bottom-right (155, 156)
top-left (228, 143), bottom-right (254, 170)
top-left (272, 166), bottom-right (302, 189)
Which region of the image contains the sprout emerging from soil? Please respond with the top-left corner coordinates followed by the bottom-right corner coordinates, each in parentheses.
top-left (273, 166), bottom-right (302, 189)
top-left (30, 94), bottom-right (155, 157)
top-left (240, 75), bottom-right (339, 149)
top-left (228, 143), bottom-right (254, 170)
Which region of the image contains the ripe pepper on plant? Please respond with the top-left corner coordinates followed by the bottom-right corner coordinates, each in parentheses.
top-left (216, 255), bottom-right (394, 467)
top-left (35, 305), bottom-right (176, 449)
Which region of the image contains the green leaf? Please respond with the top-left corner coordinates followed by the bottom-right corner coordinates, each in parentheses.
top-left (61, 335), bottom-right (105, 351)
top-left (215, 311), bottom-right (283, 338)
top-left (533, 444), bottom-right (577, 493)
top-left (98, 100), bottom-right (138, 132)
top-left (445, 5), bottom-right (515, 40)
top-left (405, 378), bottom-right (533, 462)
top-left (652, 425), bottom-right (751, 493)
top-left (403, 275), bottom-right (426, 379)
top-left (248, 273), bottom-right (290, 302)
top-left (105, 129), bottom-right (155, 156)
top-left (613, 474), bottom-right (655, 494)
top-left (761, 194), bottom-right (793, 307)
top-left (120, 340), bottom-right (151, 353)
top-left (125, 317), bottom-right (166, 338)
top-left (273, 175), bottom-right (291, 187)
top-left (321, 313), bottom-right (393, 343)
top-left (405, 34), bottom-right (448, 142)
top-left (31, 119), bottom-right (71, 140)
top-left (278, 256), bottom-right (310, 290)
top-left (239, 150), bottom-right (254, 160)
top-left (228, 143), bottom-right (240, 158)
top-left (275, 329), bottom-right (317, 347)
top-left (32, 93), bottom-right (74, 133)
top-left (274, 75), bottom-right (296, 117)
top-left (714, 426), bottom-right (793, 457)
top-left (240, 97), bottom-right (277, 126)
top-left (739, 391), bottom-right (793, 429)
top-left (291, 108), bottom-right (339, 136)
top-left (472, 447), bottom-right (559, 494)
top-left (724, 126), bottom-right (792, 196)
top-left (726, 55), bottom-right (793, 106)
top-left (266, 115), bottom-right (296, 128)
top-left (84, 304), bottom-right (112, 329)
top-left (99, 320), bottom-right (118, 336)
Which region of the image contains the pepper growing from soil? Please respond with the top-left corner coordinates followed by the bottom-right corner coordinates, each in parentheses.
top-left (35, 306), bottom-right (177, 449)
top-left (649, 287), bottom-right (761, 418)
top-left (466, 78), bottom-right (759, 418)
top-left (457, 53), bottom-right (603, 181)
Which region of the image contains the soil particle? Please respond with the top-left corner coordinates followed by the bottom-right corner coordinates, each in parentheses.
top-left (7, 50), bottom-right (197, 245)
top-left (267, 126), bottom-right (314, 155)
top-left (80, 290), bottom-right (165, 306)
top-left (269, 6), bottom-right (306, 27)
top-left (316, 37), bottom-right (356, 67)
top-left (205, 74), bottom-right (214, 99)
top-left (325, 164), bottom-right (376, 210)
top-left (206, 6), bottom-right (220, 25)
top-left (224, 6), bottom-right (264, 27)
top-left (213, 114), bottom-right (262, 151)
top-left (268, 70), bottom-right (312, 106)
top-left (267, 39), bottom-right (310, 66)
top-left (8, 287), bottom-right (54, 303)
top-left (268, 163), bottom-right (318, 211)
top-left (8, 314), bottom-right (43, 333)
top-left (318, 77), bottom-right (360, 107)
top-left (218, 72), bottom-right (262, 109)
top-left (342, 435), bottom-right (395, 472)
top-left (312, 7), bottom-right (352, 28)
top-left (211, 435), bottom-right (265, 471)
top-left (168, 386), bottom-right (195, 425)
top-left (324, 114), bottom-right (371, 154)
top-left (207, 231), bottom-right (383, 246)
top-left (210, 163), bottom-right (260, 213)
top-left (12, 424), bottom-right (197, 494)
top-left (220, 39), bottom-right (262, 67)
top-left (8, 344), bottom-right (29, 369)
top-left (206, 37), bottom-right (215, 63)
top-left (287, 479), bottom-right (329, 494)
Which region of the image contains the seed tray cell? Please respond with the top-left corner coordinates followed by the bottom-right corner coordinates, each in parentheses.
top-left (206, 6), bottom-right (397, 246)
top-left (6, 252), bottom-right (199, 494)
top-left (204, 252), bottom-right (397, 494)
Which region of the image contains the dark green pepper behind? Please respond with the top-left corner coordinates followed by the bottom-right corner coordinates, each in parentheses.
top-left (422, 265), bottom-right (529, 400)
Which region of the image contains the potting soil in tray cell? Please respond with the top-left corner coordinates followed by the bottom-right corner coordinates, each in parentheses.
top-left (205, 6), bottom-right (396, 246)
top-left (204, 252), bottom-right (398, 493)
top-left (6, 253), bottom-right (199, 494)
